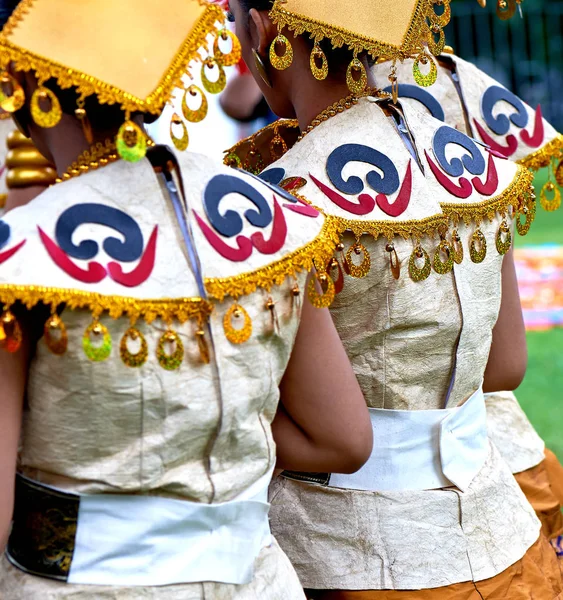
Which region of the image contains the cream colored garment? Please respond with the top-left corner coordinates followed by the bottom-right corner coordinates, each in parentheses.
top-left (0, 152), bottom-right (317, 598)
top-left (266, 100), bottom-right (541, 590)
top-left (372, 56), bottom-right (555, 475)
top-left (0, 539), bottom-right (305, 600)
top-left (485, 391), bottom-right (545, 473)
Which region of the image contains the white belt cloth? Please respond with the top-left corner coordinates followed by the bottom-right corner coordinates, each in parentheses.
top-left (68, 469), bottom-right (273, 587)
top-left (330, 387), bottom-right (488, 493)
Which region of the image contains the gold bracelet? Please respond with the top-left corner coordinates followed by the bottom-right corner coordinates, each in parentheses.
top-left (6, 147), bottom-right (53, 169)
top-left (5, 129), bottom-right (57, 189)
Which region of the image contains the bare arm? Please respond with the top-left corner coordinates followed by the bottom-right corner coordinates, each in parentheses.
top-left (274, 280), bottom-right (372, 474)
top-left (0, 333), bottom-right (28, 551)
top-left (483, 247), bottom-right (527, 393)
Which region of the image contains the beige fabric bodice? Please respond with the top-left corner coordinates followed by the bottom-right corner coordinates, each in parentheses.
top-left (0, 151), bottom-right (333, 598)
top-left (264, 100), bottom-right (541, 590)
top-left (372, 55), bottom-right (559, 473)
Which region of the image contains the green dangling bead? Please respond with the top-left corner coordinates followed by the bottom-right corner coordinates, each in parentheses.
top-left (116, 117), bottom-right (147, 163)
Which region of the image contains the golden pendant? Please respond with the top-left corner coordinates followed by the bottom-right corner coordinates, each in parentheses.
top-left (224, 303), bottom-right (253, 344)
top-left (182, 85), bottom-right (208, 123)
top-left (214, 29), bottom-right (242, 67)
top-left (269, 34), bottom-right (294, 71)
top-left (307, 271), bottom-right (336, 308)
top-left (170, 113), bottom-right (189, 152)
top-left (83, 320), bottom-right (112, 362)
top-left (157, 329), bottom-right (184, 370)
top-left (0, 72), bottom-right (25, 113)
top-left (345, 241), bottom-right (371, 278)
top-left (270, 126), bottom-right (288, 161)
top-left (413, 53), bottom-right (438, 87)
top-left (495, 220), bottom-right (512, 255)
top-left (116, 119), bottom-right (147, 162)
top-left (469, 229), bottom-right (487, 263)
top-left (0, 310), bottom-right (22, 353)
top-left (408, 245), bottom-right (432, 281)
top-left (433, 239), bottom-right (454, 274)
top-left (555, 160), bottom-right (563, 187)
top-left (310, 43), bottom-right (329, 81)
top-left (31, 87), bottom-right (62, 128)
top-left (516, 196), bottom-right (536, 236)
top-left (540, 180), bottom-right (561, 212)
top-left (120, 327), bottom-right (148, 368)
top-left (346, 58), bottom-right (368, 95)
top-left (386, 243), bottom-right (401, 280)
top-left (44, 314), bottom-right (68, 355)
top-left (195, 327), bottom-right (210, 364)
top-left (201, 58), bottom-right (227, 94)
top-left (451, 229), bottom-right (464, 264)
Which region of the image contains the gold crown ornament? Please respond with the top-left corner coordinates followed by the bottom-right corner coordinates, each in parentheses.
top-left (267, 0), bottom-right (451, 94)
top-left (0, 0), bottom-right (240, 162)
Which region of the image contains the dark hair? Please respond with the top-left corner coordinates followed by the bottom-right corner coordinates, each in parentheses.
top-left (0, 0), bottom-right (21, 29)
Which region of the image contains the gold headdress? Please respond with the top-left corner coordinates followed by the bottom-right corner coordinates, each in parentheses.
top-left (0, 0), bottom-right (240, 161)
top-left (266, 0), bottom-right (451, 93)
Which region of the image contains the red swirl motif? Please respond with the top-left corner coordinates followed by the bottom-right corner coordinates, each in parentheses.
top-left (520, 104), bottom-right (545, 148)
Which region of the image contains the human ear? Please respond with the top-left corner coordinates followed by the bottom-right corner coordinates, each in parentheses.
top-left (248, 8), bottom-right (276, 55)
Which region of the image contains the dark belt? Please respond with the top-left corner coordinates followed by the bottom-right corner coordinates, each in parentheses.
top-left (7, 475), bottom-right (79, 581)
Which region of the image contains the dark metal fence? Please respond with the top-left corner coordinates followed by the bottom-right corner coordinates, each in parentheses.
top-left (447, 2), bottom-right (563, 130)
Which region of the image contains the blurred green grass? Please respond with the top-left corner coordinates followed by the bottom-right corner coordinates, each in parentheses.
top-left (514, 168), bottom-right (563, 460)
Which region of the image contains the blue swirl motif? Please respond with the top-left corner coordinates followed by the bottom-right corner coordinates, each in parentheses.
top-left (432, 126), bottom-right (486, 177)
top-left (0, 221), bottom-right (10, 250)
top-left (55, 204), bottom-right (144, 262)
top-left (382, 84), bottom-right (446, 122)
top-left (204, 174), bottom-right (273, 238)
top-left (326, 144), bottom-right (400, 196)
top-left (481, 85), bottom-right (528, 136)
top-left (259, 168), bottom-right (285, 185)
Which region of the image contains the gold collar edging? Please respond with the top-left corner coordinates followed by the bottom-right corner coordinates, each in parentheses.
top-left (516, 133), bottom-right (563, 172)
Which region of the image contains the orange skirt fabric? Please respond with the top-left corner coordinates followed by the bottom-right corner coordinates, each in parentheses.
top-left (514, 452), bottom-right (563, 540)
top-left (306, 536), bottom-right (563, 600)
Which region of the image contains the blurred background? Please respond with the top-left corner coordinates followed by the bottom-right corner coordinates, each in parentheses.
top-left (151, 0), bottom-right (563, 459)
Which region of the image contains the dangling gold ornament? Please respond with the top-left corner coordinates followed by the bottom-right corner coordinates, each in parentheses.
top-left (540, 180), bottom-right (561, 212)
top-left (0, 310), bottom-right (22, 353)
top-left (182, 85), bottom-right (208, 123)
top-left (270, 34), bottom-right (294, 71)
top-left (116, 115), bottom-right (147, 162)
top-left (30, 86), bottom-right (62, 128)
top-left (75, 98), bottom-right (94, 145)
top-left (270, 124), bottom-right (288, 161)
top-left (555, 160), bottom-right (563, 187)
top-left (346, 57), bottom-right (368, 95)
top-left (157, 329), bottom-right (184, 370)
top-left (310, 43), bottom-right (329, 81)
top-left (451, 229), bottom-right (464, 264)
top-left (497, 0), bottom-right (516, 19)
top-left (83, 320), bottom-right (112, 362)
top-left (307, 271), bottom-right (336, 308)
top-left (345, 241), bottom-right (371, 278)
top-left (170, 113), bottom-right (189, 152)
top-left (195, 326), bottom-right (210, 364)
top-left (495, 220), bottom-right (512, 255)
top-left (201, 58), bottom-right (227, 94)
top-left (433, 239), bottom-right (454, 274)
top-left (0, 72), bottom-right (25, 113)
top-left (412, 53), bottom-right (438, 87)
top-left (386, 242), bottom-right (401, 280)
top-left (120, 326), bottom-right (149, 368)
top-left (469, 229), bottom-right (487, 263)
top-left (223, 303), bottom-right (253, 344)
top-left (214, 29), bottom-right (242, 66)
top-left (44, 313), bottom-right (68, 355)
top-left (408, 245), bottom-right (431, 281)
top-left (516, 195), bottom-right (536, 236)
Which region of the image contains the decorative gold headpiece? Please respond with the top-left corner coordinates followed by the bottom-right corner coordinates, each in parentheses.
top-left (266, 0), bottom-right (451, 94)
top-left (0, 0), bottom-right (240, 161)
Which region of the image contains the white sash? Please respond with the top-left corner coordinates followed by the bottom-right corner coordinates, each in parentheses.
top-left (330, 388), bottom-right (487, 493)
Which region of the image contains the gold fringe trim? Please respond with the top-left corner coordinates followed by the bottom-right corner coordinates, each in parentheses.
top-left (440, 167), bottom-right (535, 226)
top-left (204, 215), bottom-right (341, 302)
top-left (0, 0), bottom-right (224, 114)
top-left (0, 111), bottom-right (12, 120)
top-left (269, 0), bottom-right (441, 61)
top-left (517, 134), bottom-right (563, 172)
top-left (0, 286), bottom-right (213, 325)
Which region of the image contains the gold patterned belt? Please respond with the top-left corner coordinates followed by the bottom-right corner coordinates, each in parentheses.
top-left (7, 474), bottom-right (78, 581)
